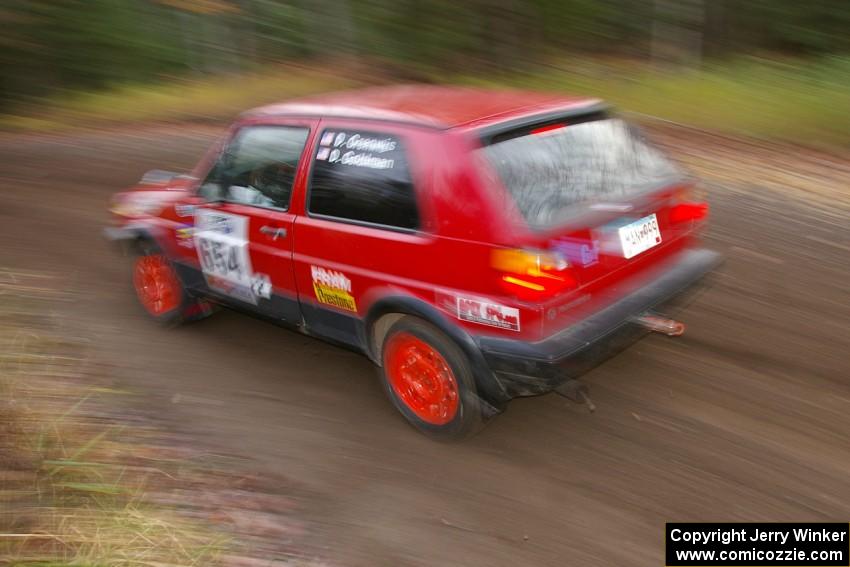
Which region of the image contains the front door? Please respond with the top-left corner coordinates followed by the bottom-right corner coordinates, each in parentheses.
top-left (192, 121), bottom-right (314, 323)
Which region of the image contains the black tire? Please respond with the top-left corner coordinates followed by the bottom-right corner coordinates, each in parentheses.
top-left (132, 240), bottom-right (214, 326)
top-left (379, 316), bottom-right (484, 440)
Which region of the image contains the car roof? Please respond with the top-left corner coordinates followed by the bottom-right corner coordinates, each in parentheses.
top-left (245, 85), bottom-right (604, 132)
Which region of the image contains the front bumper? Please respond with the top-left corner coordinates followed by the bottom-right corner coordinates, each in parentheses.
top-left (477, 248), bottom-right (722, 397)
top-left (103, 226), bottom-right (135, 241)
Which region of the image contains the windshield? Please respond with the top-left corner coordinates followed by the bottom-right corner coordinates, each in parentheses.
top-left (479, 118), bottom-right (683, 229)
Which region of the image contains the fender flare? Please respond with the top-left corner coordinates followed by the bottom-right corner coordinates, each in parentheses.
top-left (364, 295), bottom-right (511, 410)
top-left (103, 223), bottom-right (169, 255)
top-left (103, 223), bottom-right (199, 291)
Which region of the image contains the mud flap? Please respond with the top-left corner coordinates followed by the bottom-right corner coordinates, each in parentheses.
top-left (555, 379), bottom-right (596, 412)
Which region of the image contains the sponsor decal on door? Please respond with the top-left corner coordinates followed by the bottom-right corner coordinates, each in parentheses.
top-left (311, 265), bottom-right (357, 312)
top-left (175, 224), bottom-right (195, 248)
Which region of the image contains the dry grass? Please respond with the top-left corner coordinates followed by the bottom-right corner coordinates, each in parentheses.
top-left (0, 269), bottom-right (227, 567)
top-left (455, 56), bottom-right (850, 148)
top-left (4, 57), bottom-right (850, 148)
top-left (0, 64), bottom-right (360, 132)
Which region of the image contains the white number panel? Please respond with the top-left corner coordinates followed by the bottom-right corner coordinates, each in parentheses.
top-left (194, 209), bottom-right (264, 304)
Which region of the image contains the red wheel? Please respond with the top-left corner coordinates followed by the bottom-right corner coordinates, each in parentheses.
top-left (379, 317), bottom-right (484, 439)
top-left (384, 332), bottom-right (459, 425)
top-left (130, 241), bottom-right (214, 326)
top-left (133, 254), bottom-right (181, 316)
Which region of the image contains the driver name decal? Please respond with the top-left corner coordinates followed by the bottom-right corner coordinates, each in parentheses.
top-left (315, 130), bottom-right (399, 170)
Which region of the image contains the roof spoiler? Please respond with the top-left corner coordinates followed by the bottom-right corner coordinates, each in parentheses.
top-left (477, 102), bottom-right (610, 145)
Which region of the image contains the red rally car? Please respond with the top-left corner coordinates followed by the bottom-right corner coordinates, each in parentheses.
top-left (106, 86), bottom-right (720, 439)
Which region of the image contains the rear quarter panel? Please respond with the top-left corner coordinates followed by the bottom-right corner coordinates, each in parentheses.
top-left (291, 122), bottom-right (538, 349)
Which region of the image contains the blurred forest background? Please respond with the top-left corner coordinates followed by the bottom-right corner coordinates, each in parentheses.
top-left (2, 0), bottom-right (849, 145)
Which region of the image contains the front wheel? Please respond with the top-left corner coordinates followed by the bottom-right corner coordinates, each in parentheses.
top-left (379, 317), bottom-right (483, 440)
top-left (132, 242), bottom-right (213, 326)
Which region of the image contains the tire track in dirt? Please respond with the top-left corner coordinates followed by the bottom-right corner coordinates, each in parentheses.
top-left (1, 126), bottom-right (848, 567)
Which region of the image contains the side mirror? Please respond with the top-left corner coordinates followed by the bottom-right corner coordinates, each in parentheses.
top-left (197, 180), bottom-right (225, 203)
top-left (140, 169), bottom-right (179, 186)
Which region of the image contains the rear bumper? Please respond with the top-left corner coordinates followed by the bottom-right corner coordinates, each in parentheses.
top-left (476, 248), bottom-right (722, 397)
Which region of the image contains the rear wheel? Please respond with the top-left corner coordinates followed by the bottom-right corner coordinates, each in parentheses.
top-left (380, 317), bottom-right (483, 440)
top-left (132, 241), bottom-right (212, 325)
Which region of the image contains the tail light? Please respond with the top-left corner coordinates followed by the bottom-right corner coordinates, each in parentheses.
top-left (670, 201), bottom-right (709, 224)
top-left (531, 123), bottom-right (568, 135)
top-left (491, 248), bottom-right (577, 301)
top-left (669, 186), bottom-right (709, 224)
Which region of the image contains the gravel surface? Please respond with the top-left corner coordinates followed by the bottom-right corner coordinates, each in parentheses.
top-left (1, 124), bottom-right (848, 567)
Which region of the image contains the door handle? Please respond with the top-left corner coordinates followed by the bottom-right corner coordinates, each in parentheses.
top-left (260, 225), bottom-right (287, 240)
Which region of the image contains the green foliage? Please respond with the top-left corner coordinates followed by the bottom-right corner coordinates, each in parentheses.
top-left (455, 56), bottom-right (850, 147)
top-left (1, 1), bottom-right (849, 145)
top-left (3, 0), bottom-right (850, 110)
top-left (1, 1), bottom-right (189, 105)
top-left (0, 67), bottom-right (357, 130)
top-left (5, 57), bottom-right (847, 148)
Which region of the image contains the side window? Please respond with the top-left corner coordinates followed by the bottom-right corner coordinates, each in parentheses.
top-left (199, 126), bottom-right (309, 210)
top-left (308, 129), bottom-right (419, 229)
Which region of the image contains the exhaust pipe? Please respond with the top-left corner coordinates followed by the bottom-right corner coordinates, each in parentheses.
top-left (633, 312), bottom-right (686, 336)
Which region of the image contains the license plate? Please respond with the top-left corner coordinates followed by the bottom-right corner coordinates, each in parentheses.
top-left (618, 213), bottom-right (662, 259)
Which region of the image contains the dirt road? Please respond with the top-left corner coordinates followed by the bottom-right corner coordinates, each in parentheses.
top-left (2, 126), bottom-right (848, 566)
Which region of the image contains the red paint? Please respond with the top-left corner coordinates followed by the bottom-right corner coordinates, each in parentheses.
top-left (111, 86), bottom-right (708, 343)
top-left (248, 85), bottom-right (599, 131)
top-left (384, 332), bottom-right (459, 425)
top-left (670, 201), bottom-right (709, 224)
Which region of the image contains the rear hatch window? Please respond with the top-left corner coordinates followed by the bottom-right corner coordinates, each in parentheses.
top-left (479, 115), bottom-right (683, 229)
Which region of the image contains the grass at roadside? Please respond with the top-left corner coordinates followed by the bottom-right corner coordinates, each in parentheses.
top-left (454, 56), bottom-right (850, 148)
top-left (2, 57), bottom-right (849, 147)
top-left (0, 65), bottom-right (360, 132)
top-left (0, 270), bottom-right (320, 567)
top-left (0, 271), bottom-right (226, 566)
